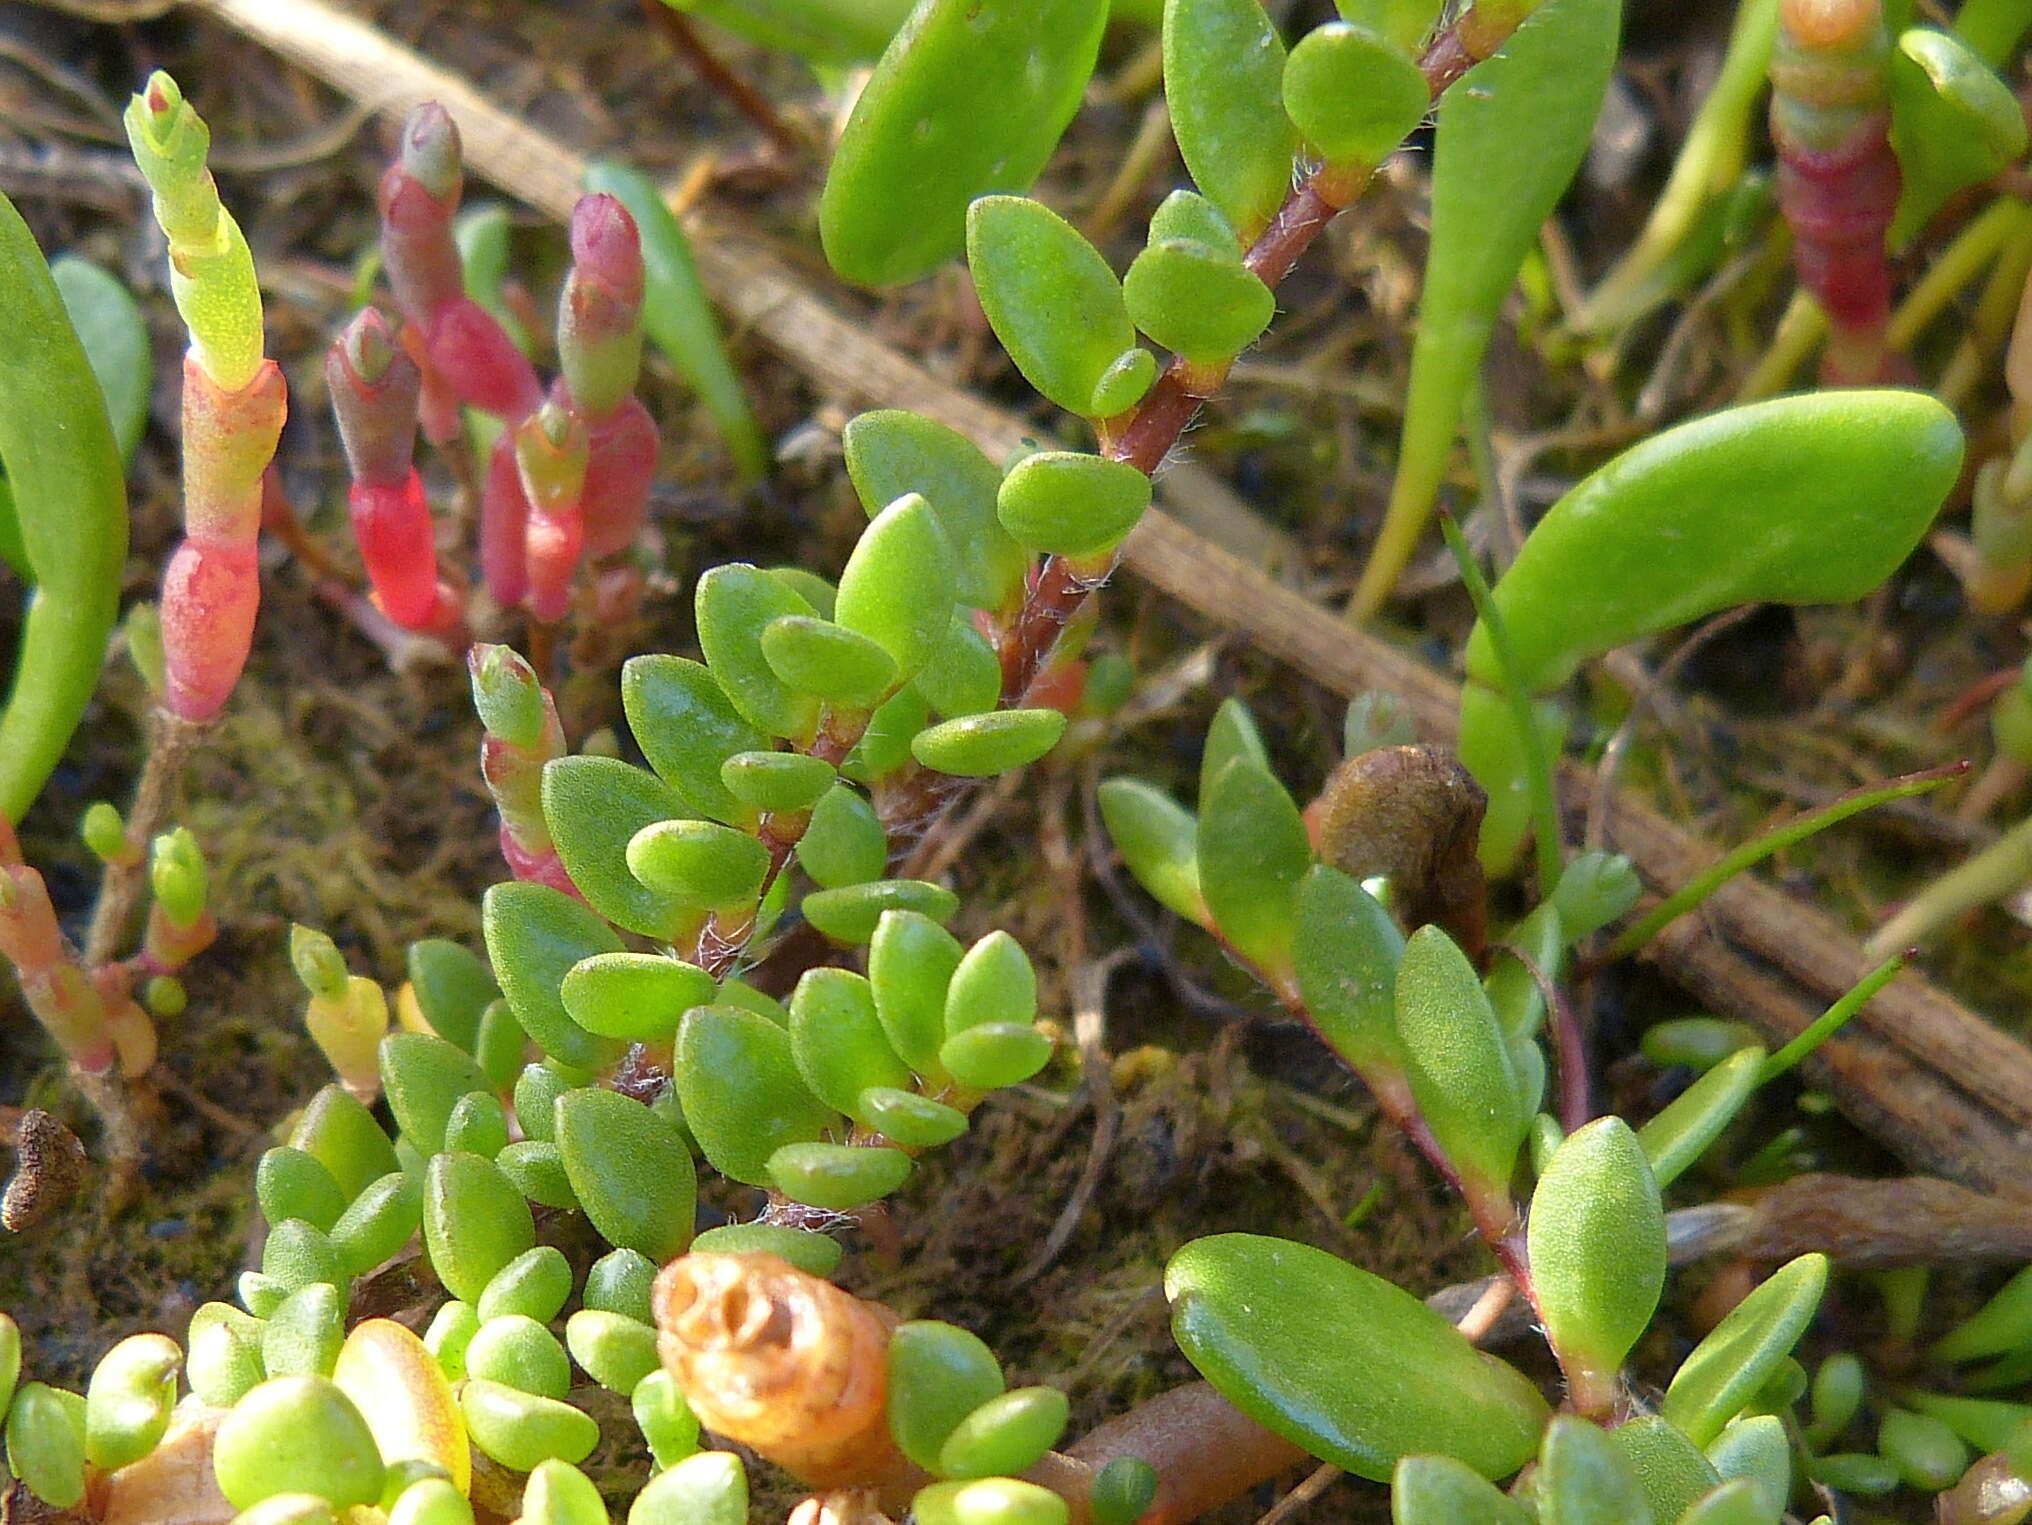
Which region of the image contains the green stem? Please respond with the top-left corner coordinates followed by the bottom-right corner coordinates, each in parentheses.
top-left (1609, 764), bottom-right (1960, 960)
top-left (1572, 0), bottom-right (1779, 333)
top-left (1735, 286), bottom-right (1827, 400)
top-left (1758, 950), bottom-right (1907, 1082)
top-left (1886, 196), bottom-right (2030, 354)
top-left (0, 193), bottom-right (128, 825)
top-left (1438, 511), bottom-right (1564, 893)
top-left (1865, 810), bottom-right (2032, 959)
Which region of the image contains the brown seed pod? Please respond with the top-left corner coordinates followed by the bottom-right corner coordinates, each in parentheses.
top-left (654, 1251), bottom-right (916, 1493)
top-left (1, 1109), bottom-right (88, 1232)
top-left (1304, 744), bottom-right (1488, 956)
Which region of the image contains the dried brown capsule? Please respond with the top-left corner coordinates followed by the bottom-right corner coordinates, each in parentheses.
top-left (1, 1110), bottom-right (88, 1232)
top-left (654, 1252), bottom-right (916, 1493)
top-left (1305, 744), bottom-right (1488, 956)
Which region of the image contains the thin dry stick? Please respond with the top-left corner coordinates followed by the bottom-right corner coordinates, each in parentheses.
top-left (1251, 1463), bottom-right (1342, 1525)
top-left (187, 0), bottom-right (2032, 1196)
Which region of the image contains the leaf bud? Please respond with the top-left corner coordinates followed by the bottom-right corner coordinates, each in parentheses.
top-left (149, 827), bottom-right (207, 929)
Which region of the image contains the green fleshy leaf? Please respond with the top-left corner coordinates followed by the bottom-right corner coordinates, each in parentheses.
top-left (939, 1387), bottom-right (1070, 1480)
top-left (498, 1140), bottom-right (580, 1211)
top-left (1610, 1416), bottom-right (1717, 1525)
top-left (1292, 864), bottom-right (1404, 1080)
top-left (766, 1140), bottom-right (913, 1209)
top-left (945, 931), bottom-right (1037, 1033)
top-left (542, 756), bottom-right (698, 938)
top-left (459, 1379), bottom-right (599, 1473)
top-left (1122, 239), bottom-right (1274, 368)
top-left (188, 1303), bottom-right (266, 1407)
top-left (820, 2), bottom-right (1108, 286)
top-left (1166, 1234), bottom-right (1549, 1481)
top-left (422, 1152), bottom-right (537, 1304)
top-left (556, 1086), bottom-right (698, 1259)
top-left (1280, 23), bottom-right (1427, 168)
top-left (1535, 1415), bottom-right (1652, 1525)
top-left (1704, 1415), bottom-right (1790, 1517)
top-left (83, 1332), bottom-right (180, 1472)
top-left (835, 494), bottom-right (957, 680)
top-left (870, 908), bottom-right (965, 1076)
top-left (1889, 29), bottom-right (2028, 246)
top-left (1661, 1255), bottom-right (1829, 1446)
top-left (676, 1004), bottom-right (838, 1185)
top-left (330, 1170), bottom-right (421, 1277)
top-left (695, 564), bottom-right (824, 744)
top-left (790, 967), bottom-right (912, 1114)
top-left (479, 1246), bottom-right (574, 1325)
top-left (1636, 1045), bottom-right (1766, 1189)
top-left (856, 1085), bottom-right (969, 1146)
top-left (483, 882), bottom-right (628, 1072)
top-left (1529, 1118), bottom-right (1666, 1386)
top-left (1162, 0), bottom-right (1298, 236)
top-left (405, 939), bottom-right (498, 1053)
top-left (760, 616), bottom-right (899, 708)
top-left (257, 1146), bottom-right (349, 1235)
top-left (888, 1321), bottom-right (1006, 1472)
top-left (721, 750), bottom-right (838, 814)
top-left (623, 654), bottom-right (766, 824)
top-left (799, 783), bottom-right (888, 889)
top-left (915, 614), bottom-right (1002, 720)
top-left (626, 818), bottom-right (772, 910)
top-left (1197, 757), bottom-right (1310, 977)
top-left (566, 1309), bottom-right (661, 1395)
top-left (1393, 926), bottom-right (1527, 1200)
top-left (262, 1282), bottom-right (344, 1380)
top-left (940, 1022), bottom-right (1054, 1089)
top-left (629, 1448), bottom-right (745, 1525)
top-left (445, 1090), bottom-right (509, 1159)
top-left (1460, 392), bottom-right (1962, 869)
top-left (996, 450), bottom-right (1152, 559)
top-left (212, 1376), bottom-right (385, 1511)
top-left (561, 950), bottom-right (714, 1043)
top-left (967, 196), bottom-right (1137, 417)
top-left (291, 1085), bottom-right (400, 1199)
top-left (466, 1315), bottom-right (570, 1399)
top-left (380, 1031), bottom-right (491, 1156)
top-left (50, 257), bottom-right (151, 467)
top-left (842, 409), bottom-right (1027, 610)
top-left (805, 879), bottom-right (960, 943)
top-left (1097, 778), bottom-right (1204, 922)
top-left (912, 709), bottom-right (1068, 776)
top-left (1149, 189), bottom-right (1242, 257)
top-left (1390, 1454), bottom-right (1531, 1525)
top-left (585, 1248), bottom-right (657, 1324)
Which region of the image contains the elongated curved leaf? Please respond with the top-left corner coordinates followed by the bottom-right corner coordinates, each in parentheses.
top-left (821, 0), bottom-right (1108, 286)
top-left (1166, 1234), bottom-right (1549, 1481)
top-left (1355, 0), bottom-right (1618, 617)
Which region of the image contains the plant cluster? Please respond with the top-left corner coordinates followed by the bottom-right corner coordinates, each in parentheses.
top-left (8, 0), bottom-right (2032, 1522)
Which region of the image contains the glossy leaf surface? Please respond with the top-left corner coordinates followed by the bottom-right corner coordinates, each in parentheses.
top-left (1166, 1234), bottom-right (1549, 1480)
